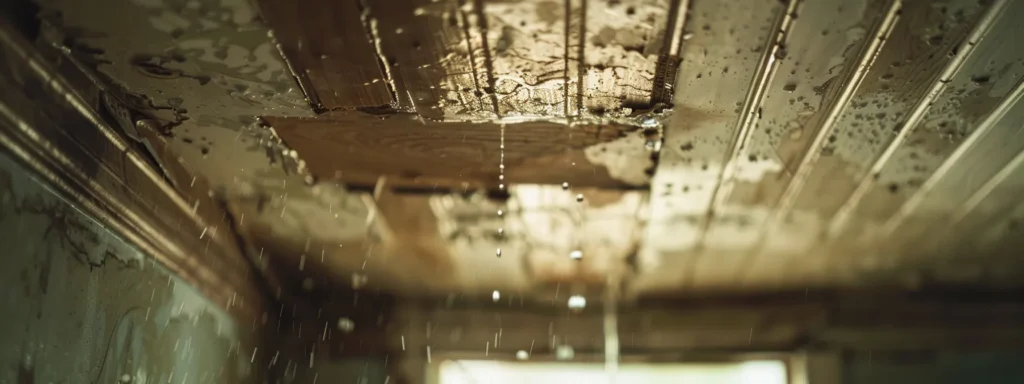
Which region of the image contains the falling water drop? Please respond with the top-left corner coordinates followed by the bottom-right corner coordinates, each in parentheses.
top-left (568, 295), bottom-right (586, 311)
top-left (351, 273), bottom-right (368, 290)
top-left (496, 125), bottom-right (507, 239)
top-left (556, 345), bottom-right (575, 360)
top-left (498, 124), bottom-right (506, 188)
top-left (120, 374), bottom-right (132, 383)
top-left (575, 194), bottom-right (584, 202)
top-left (337, 318), bottom-right (355, 333)
top-left (496, 248), bottom-right (502, 257)
top-left (562, 182), bottom-right (570, 190)
top-left (492, 290), bottom-right (501, 302)
top-left (644, 139), bottom-right (662, 152)
top-left (640, 117), bottom-right (659, 128)
top-left (569, 250), bottom-right (583, 260)
top-left (641, 117), bottom-right (662, 152)
top-left (516, 350), bottom-right (530, 360)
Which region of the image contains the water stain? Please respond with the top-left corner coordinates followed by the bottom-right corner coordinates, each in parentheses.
top-left (129, 53), bottom-right (211, 85)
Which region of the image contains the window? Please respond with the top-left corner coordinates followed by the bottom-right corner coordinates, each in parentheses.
top-left (439, 360), bottom-right (787, 384)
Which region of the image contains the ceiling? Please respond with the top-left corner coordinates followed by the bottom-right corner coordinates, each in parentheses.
top-left (33, 0), bottom-right (1024, 302)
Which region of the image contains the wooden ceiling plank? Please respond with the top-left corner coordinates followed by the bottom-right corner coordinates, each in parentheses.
top-left (362, 0), bottom-right (461, 118)
top-left (257, 0), bottom-right (393, 110)
top-left (265, 114), bottom-right (648, 189)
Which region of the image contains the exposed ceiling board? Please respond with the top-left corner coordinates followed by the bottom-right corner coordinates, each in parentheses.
top-left (358, 0), bottom-right (468, 118)
top-left (645, 0), bottom-right (785, 255)
top-left (790, 0), bottom-right (988, 221)
top-left (266, 114), bottom-right (654, 189)
top-left (893, 81), bottom-right (1024, 241)
top-left (257, 0), bottom-right (394, 110)
top-left (694, 0), bottom-right (898, 257)
top-left (724, 0), bottom-right (895, 212)
top-left (632, 0), bottom-right (1024, 296)
top-left (832, 0), bottom-right (1024, 234)
top-left (262, 0), bottom-right (675, 120)
top-left (28, 0), bottom-right (1024, 302)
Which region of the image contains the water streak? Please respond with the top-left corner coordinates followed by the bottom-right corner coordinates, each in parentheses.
top-left (604, 271), bottom-right (620, 384)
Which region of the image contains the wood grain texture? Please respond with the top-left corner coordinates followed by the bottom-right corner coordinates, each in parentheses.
top-left (257, 0), bottom-right (393, 109)
top-left (265, 113), bottom-right (648, 189)
top-left (363, 0), bottom-right (471, 119)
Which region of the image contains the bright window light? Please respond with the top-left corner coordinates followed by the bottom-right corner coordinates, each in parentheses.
top-left (440, 360), bottom-right (787, 384)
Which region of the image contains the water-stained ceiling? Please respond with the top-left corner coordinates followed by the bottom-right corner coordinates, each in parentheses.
top-left (32, 0), bottom-right (1024, 302)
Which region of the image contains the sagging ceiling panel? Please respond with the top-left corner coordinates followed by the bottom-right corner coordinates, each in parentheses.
top-left (27, 0), bottom-right (1024, 301)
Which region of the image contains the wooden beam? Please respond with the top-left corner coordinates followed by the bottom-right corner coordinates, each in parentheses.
top-left (361, 0), bottom-right (471, 119)
top-left (265, 113), bottom-right (649, 189)
top-left (257, 0), bottom-right (393, 110)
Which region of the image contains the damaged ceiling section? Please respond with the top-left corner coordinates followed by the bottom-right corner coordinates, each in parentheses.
top-left (261, 0), bottom-right (677, 120)
top-left (28, 0), bottom-right (1024, 304)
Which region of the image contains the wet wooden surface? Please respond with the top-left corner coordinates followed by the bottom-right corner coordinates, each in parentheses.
top-left (266, 114), bottom-right (649, 190)
top-left (33, 0), bottom-right (1024, 299)
top-left (361, 0), bottom-right (470, 119)
top-left (257, 0), bottom-right (394, 109)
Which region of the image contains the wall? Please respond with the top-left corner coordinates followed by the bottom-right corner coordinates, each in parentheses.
top-left (0, 152), bottom-right (265, 384)
top-left (844, 350), bottom-right (1024, 384)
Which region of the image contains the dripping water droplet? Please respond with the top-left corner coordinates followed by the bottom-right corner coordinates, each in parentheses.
top-left (351, 273), bottom-right (368, 289)
top-left (556, 345), bottom-right (575, 360)
top-left (569, 250), bottom-right (583, 260)
top-left (337, 318), bottom-right (355, 333)
top-left (567, 295), bottom-right (586, 311)
top-left (640, 117), bottom-right (660, 128)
